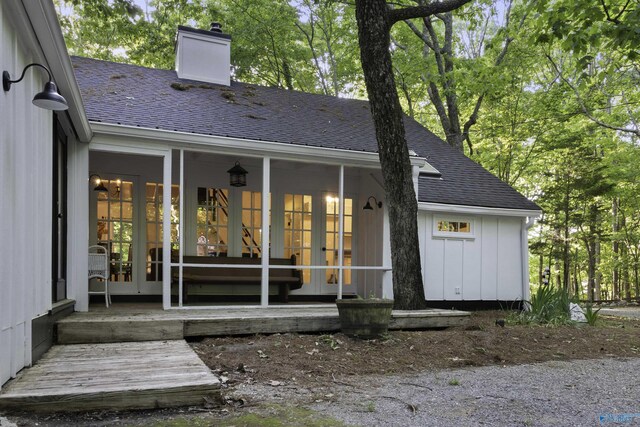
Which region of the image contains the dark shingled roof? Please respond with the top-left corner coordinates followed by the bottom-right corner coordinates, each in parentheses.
top-left (72, 56), bottom-right (540, 211)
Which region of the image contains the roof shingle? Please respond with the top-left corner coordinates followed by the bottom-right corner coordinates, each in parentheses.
top-left (72, 56), bottom-right (540, 212)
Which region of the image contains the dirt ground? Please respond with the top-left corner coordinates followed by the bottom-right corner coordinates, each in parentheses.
top-left (192, 310), bottom-right (640, 390)
top-left (2, 311), bottom-right (639, 427)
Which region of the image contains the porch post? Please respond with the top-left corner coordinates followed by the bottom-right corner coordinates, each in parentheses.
top-left (337, 165), bottom-right (344, 299)
top-left (381, 205), bottom-right (393, 299)
top-left (261, 157), bottom-right (270, 307)
top-left (162, 150), bottom-right (172, 310)
top-left (178, 149), bottom-right (185, 307)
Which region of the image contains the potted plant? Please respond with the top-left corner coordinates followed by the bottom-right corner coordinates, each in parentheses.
top-left (336, 296), bottom-right (394, 339)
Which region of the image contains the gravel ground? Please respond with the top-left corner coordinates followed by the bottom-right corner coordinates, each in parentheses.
top-left (234, 357), bottom-right (640, 427)
top-left (599, 307), bottom-right (640, 319)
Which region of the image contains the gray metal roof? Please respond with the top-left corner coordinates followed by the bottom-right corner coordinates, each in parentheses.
top-left (72, 56), bottom-right (540, 212)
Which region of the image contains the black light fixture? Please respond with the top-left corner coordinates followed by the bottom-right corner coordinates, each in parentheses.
top-left (227, 161), bottom-right (248, 187)
top-left (3, 63), bottom-right (69, 111)
top-left (363, 196), bottom-right (382, 210)
top-left (89, 174), bottom-right (108, 192)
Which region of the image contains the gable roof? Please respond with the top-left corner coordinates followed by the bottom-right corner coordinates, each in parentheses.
top-left (72, 56), bottom-right (540, 212)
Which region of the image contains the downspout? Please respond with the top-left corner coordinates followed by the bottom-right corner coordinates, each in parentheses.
top-left (521, 216), bottom-right (537, 308)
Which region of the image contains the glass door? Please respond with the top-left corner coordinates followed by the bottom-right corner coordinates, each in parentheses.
top-left (96, 179), bottom-right (134, 288)
top-left (284, 194), bottom-right (312, 285)
top-left (322, 194), bottom-right (353, 294)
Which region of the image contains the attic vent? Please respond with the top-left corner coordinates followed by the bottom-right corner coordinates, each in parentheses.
top-left (210, 22), bottom-right (222, 33)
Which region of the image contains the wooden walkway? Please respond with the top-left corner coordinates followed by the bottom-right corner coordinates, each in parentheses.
top-left (56, 304), bottom-right (470, 344)
top-left (0, 340), bottom-right (220, 412)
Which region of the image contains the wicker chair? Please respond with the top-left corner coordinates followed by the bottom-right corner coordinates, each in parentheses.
top-left (88, 245), bottom-right (111, 307)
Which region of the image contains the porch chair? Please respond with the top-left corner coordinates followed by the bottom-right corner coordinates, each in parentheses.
top-left (88, 245), bottom-right (111, 307)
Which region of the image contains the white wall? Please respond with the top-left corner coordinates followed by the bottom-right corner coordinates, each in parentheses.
top-left (0, 2), bottom-right (54, 386)
top-left (419, 211), bottom-right (525, 301)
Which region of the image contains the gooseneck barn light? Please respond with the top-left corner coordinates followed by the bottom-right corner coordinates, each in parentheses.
top-left (363, 196), bottom-right (382, 210)
top-left (3, 63), bottom-right (69, 111)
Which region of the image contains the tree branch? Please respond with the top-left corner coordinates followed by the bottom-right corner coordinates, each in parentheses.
top-left (387, 0), bottom-right (473, 25)
top-left (546, 54), bottom-right (640, 137)
top-left (599, 0), bottom-right (631, 24)
top-left (402, 19), bottom-right (433, 49)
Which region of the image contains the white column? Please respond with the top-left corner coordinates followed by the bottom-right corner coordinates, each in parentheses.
top-left (382, 204), bottom-right (393, 299)
top-left (178, 149), bottom-right (185, 307)
top-left (261, 157), bottom-right (271, 307)
top-left (162, 151), bottom-right (172, 310)
top-left (68, 140), bottom-right (90, 311)
top-left (337, 165), bottom-right (344, 299)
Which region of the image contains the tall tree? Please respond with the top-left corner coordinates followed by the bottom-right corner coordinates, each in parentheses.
top-left (354, 0), bottom-right (471, 309)
top-left (392, 0), bottom-right (525, 153)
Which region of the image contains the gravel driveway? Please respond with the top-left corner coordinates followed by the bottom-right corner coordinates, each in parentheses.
top-left (239, 357), bottom-right (640, 427)
top-left (600, 307), bottom-right (640, 319)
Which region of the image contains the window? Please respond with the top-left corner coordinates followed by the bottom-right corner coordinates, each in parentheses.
top-left (196, 187), bottom-right (229, 256)
top-left (433, 217), bottom-right (474, 238)
top-left (284, 194), bottom-right (312, 284)
top-left (146, 183), bottom-right (180, 281)
top-left (97, 179), bottom-right (133, 282)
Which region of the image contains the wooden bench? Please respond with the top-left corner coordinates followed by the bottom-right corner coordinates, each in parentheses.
top-left (170, 255), bottom-right (303, 303)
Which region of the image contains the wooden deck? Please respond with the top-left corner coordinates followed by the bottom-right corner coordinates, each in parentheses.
top-left (0, 340), bottom-right (220, 412)
top-left (57, 304), bottom-right (470, 344)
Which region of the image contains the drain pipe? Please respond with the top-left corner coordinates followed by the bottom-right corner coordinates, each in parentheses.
top-left (521, 216), bottom-right (537, 309)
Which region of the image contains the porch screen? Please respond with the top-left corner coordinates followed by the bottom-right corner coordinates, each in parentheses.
top-left (326, 196), bottom-right (352, 285)
top-left (241, 191), bottom-right (271, 258)
top-left (146, 183), bottom-right (180, 281)
top-left (196, 188), bottom-right (229, 256)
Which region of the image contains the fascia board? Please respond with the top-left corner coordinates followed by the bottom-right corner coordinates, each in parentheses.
top-left (419, 201), bottom-right (542, 218)
top-left (90, 122), bottom-right (386, 168)
top-left (20, 0), bottom-right (92, 142)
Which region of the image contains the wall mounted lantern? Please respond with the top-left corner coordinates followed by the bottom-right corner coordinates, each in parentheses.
top-left (227, 161), bottom-right (248, 187)
top-left (89, 174), bottom-right (108, 192)
top-left (3, 63), bottom-right (69, 111)
top-left (363, 196), bottom-right (382, 210)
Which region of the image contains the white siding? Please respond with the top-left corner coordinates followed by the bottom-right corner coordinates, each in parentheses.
top-left (420, 211), bottom-right (525, 301)
top-left (1, 3), bottom-right (54, 387)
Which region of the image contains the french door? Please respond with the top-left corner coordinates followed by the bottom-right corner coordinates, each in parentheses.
top-left (320, 194), bottom-right (353, 294)
top-left (95, 177), bottom-right (135, 292)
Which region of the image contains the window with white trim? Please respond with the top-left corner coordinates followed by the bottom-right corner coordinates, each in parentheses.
top-left (433, 217), bottom-right (474, 238)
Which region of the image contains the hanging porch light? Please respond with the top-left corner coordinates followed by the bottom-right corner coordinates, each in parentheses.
top-left (227, 161), bottom-right (248, 187)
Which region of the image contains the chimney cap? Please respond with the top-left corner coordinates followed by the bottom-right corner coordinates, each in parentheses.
top-left (177, 25), bottom-right (231, 40)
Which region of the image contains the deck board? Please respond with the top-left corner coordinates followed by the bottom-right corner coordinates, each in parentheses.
top-left (0, 340), bottom-right (220, 412)
top-left (56, 304), bottom-right (470, 344)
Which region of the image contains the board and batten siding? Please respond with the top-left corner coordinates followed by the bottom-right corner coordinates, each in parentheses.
top-left (418, 212), bottom-right (525, 301)
top-left (1, 3), bottom-right (55, 387)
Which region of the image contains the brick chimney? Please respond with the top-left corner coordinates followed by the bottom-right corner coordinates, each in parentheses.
top-left (175, 23), bottom-right (231, 86)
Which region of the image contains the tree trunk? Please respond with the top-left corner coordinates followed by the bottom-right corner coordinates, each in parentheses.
top-left (562, 187), bottom-right (570, 291)
top-left (612, 198), bottom-right (620, 299)
top-left (355, 0), bottom-right (426, 309)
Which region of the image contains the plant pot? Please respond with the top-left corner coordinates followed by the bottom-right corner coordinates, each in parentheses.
top-left (336, 298), bottom-right (394, 339)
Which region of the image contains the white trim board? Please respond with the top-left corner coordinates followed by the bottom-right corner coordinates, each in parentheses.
top-left (89, 122), bottom-right (435, 170)
top-left (419, 202), bottom-right (541, 218)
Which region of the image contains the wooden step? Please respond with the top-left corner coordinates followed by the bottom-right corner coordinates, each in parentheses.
top-left (0, 340), bottom-right (220, 412)
top-left (56, 306), bottom-right (470, 344)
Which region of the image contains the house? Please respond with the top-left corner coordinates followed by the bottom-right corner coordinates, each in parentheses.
top-left (1, 3), bottom-right (540, 388)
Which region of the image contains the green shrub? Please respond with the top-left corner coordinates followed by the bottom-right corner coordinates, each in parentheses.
top-left (583, 304), bottom-right (601, 326)
top-left (511, 285), bottom-right (574, 325)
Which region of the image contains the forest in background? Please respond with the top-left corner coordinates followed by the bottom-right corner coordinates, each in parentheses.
top-left (56, 0), bottom-right (640, 302)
